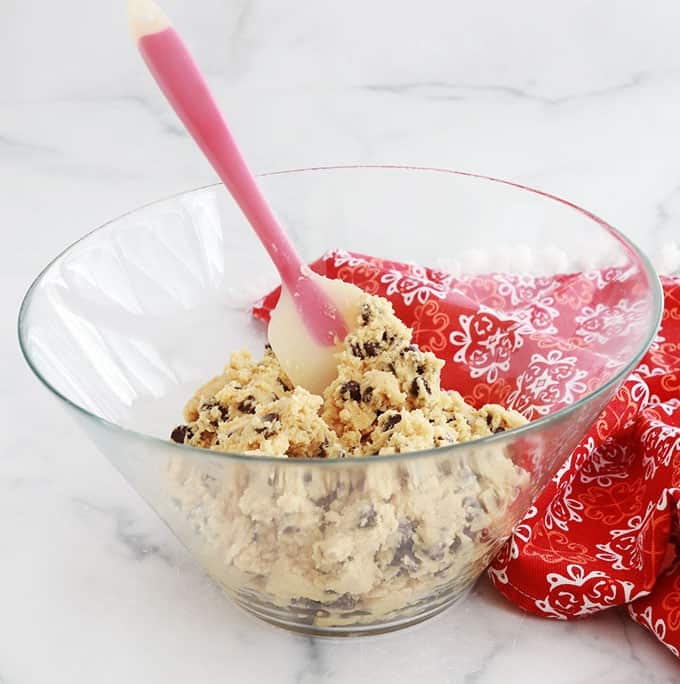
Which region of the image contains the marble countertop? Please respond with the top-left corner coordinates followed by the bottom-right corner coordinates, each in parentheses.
top-left (3, 0), bottom-right (680, 681)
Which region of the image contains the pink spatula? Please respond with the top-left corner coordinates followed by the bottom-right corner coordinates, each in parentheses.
top-left (127, 0), bottom-right (363, 393)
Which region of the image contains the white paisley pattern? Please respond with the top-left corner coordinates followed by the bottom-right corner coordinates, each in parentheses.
top-left (578, 440), bottom-right (634, 487)
top-left (574, 298), bottom-right (648, 345)
top-left (511, 507), bottom-right (538, 558)
top-left (380, 264), bottom-right (453, 306)
top-left (449, 306), bottom-right (524, 384)
top-left (584, 264), bottom-right (638, 290)
top-left (535, 564), bottom-right (639, 619)
top-left (506, 350), bottom-right (588, 419)
top-left (552, 436), bottom-right (596, 486)
top-left (544, 480), bottom-right (584, 532)
top-left (595, 501), bottom-right (658, 571)
top-left (552, 451), bottom-right (576, 487)
top-left (638, 420), bottom-right (680, 480)
top-left (630, 606), bottom-right (680, 657)
top-left (327, 248), bottom-right (369, 269)
top-left (648, 395), bottom-right (680, 415)
top-left (494, 273), bottom-right (560, 334)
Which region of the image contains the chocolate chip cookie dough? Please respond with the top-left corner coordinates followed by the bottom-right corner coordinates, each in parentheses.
top-left (171, 293), bottom-right (525, 456)
top-left (166, 291), bottom-right (529, 627)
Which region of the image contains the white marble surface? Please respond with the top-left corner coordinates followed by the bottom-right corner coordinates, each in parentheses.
top-left (3, 0), bottom-right (680, 681)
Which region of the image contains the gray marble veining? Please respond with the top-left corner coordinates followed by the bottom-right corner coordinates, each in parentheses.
top-left (2, 0), bottom-right (680, 682)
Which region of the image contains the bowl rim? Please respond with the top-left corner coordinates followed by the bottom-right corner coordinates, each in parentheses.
top-left (17, 164), bottom-right (664, 466)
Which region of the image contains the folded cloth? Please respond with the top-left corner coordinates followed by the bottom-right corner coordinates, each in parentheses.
top-left (489, 278), bottom-right (680, 656)
top-left (253, 249), bottom-right (680, 656)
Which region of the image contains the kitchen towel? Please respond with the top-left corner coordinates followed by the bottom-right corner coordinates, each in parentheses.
top-left (253, 249), bottom-right (680, 656)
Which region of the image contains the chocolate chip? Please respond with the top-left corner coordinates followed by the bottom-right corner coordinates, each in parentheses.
top-left (364, 341), bottom-right (379, 357)
top-left (391, 537), bottom-right (420, 570)
top-left (383, 413), bottom-right (402, 431)
top-left (340, 380), bottom-right (362, 402)
top-left (278, 377), bottom-right (293, 392)
top-left (314, 491), bottom-right (337, 510)
top-left (170, 425), bottom-right (190, 443)
top-left (264, 343), bottom-right (272, 351)
top-left (391, 538), bottom-right (412, 565)
top-left (416, 364), bottom-right (425, 375)
top-left (237, 395), bottom-right (257, 414)
top-left (263, 412), bottom-right (280, 423)
top-left (410, 377), bottom-right (431, 397)
top-left (362, 386), bottom-right (374, 402)
top-left (292, 597), bottom-right (325, 611)
top-left (360, 304), bottom-right (371, 325)
top-left (328, 593), bottom-right (357, 610)
top-left (200, 401), bottom-right (218, 425)
top-left (428, 544), bottom-right (446, 561)
top-left (387, 362), bottom-right (397, 375)
top-left (438, 461), bottom-right (452, 476)
top-left (316, 438), bottom-right (329, 458)
top-left (358, 506), bottom-right (377, 528)
top-left (486, 413), bottom-right (507, 433)
top-left (255, 427), bottom-right (277, 439)
top-left (378, 330), bottom-right (396, 345)
top-left (350, 341), bottom-right (364, 359)
top-left (202, 400), bottom-right (229, 422)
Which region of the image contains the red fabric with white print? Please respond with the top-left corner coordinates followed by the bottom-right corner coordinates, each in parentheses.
top-left (253, 250), bottom-right (680, 657)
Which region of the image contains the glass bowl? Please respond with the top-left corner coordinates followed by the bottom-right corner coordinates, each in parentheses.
top-left (18, 166), bottom-right (662, 636)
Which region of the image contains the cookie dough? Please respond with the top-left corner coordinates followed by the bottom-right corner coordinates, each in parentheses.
top-left (171, 294), bottom-right (525, 457)
top-left (172, 348), bottom-right (345, 458)
top-left (166, 292), bottom-right (529, 628)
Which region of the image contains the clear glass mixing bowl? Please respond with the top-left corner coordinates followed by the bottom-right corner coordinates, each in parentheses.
top-left (18, 166), bottom-right (662, 635)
